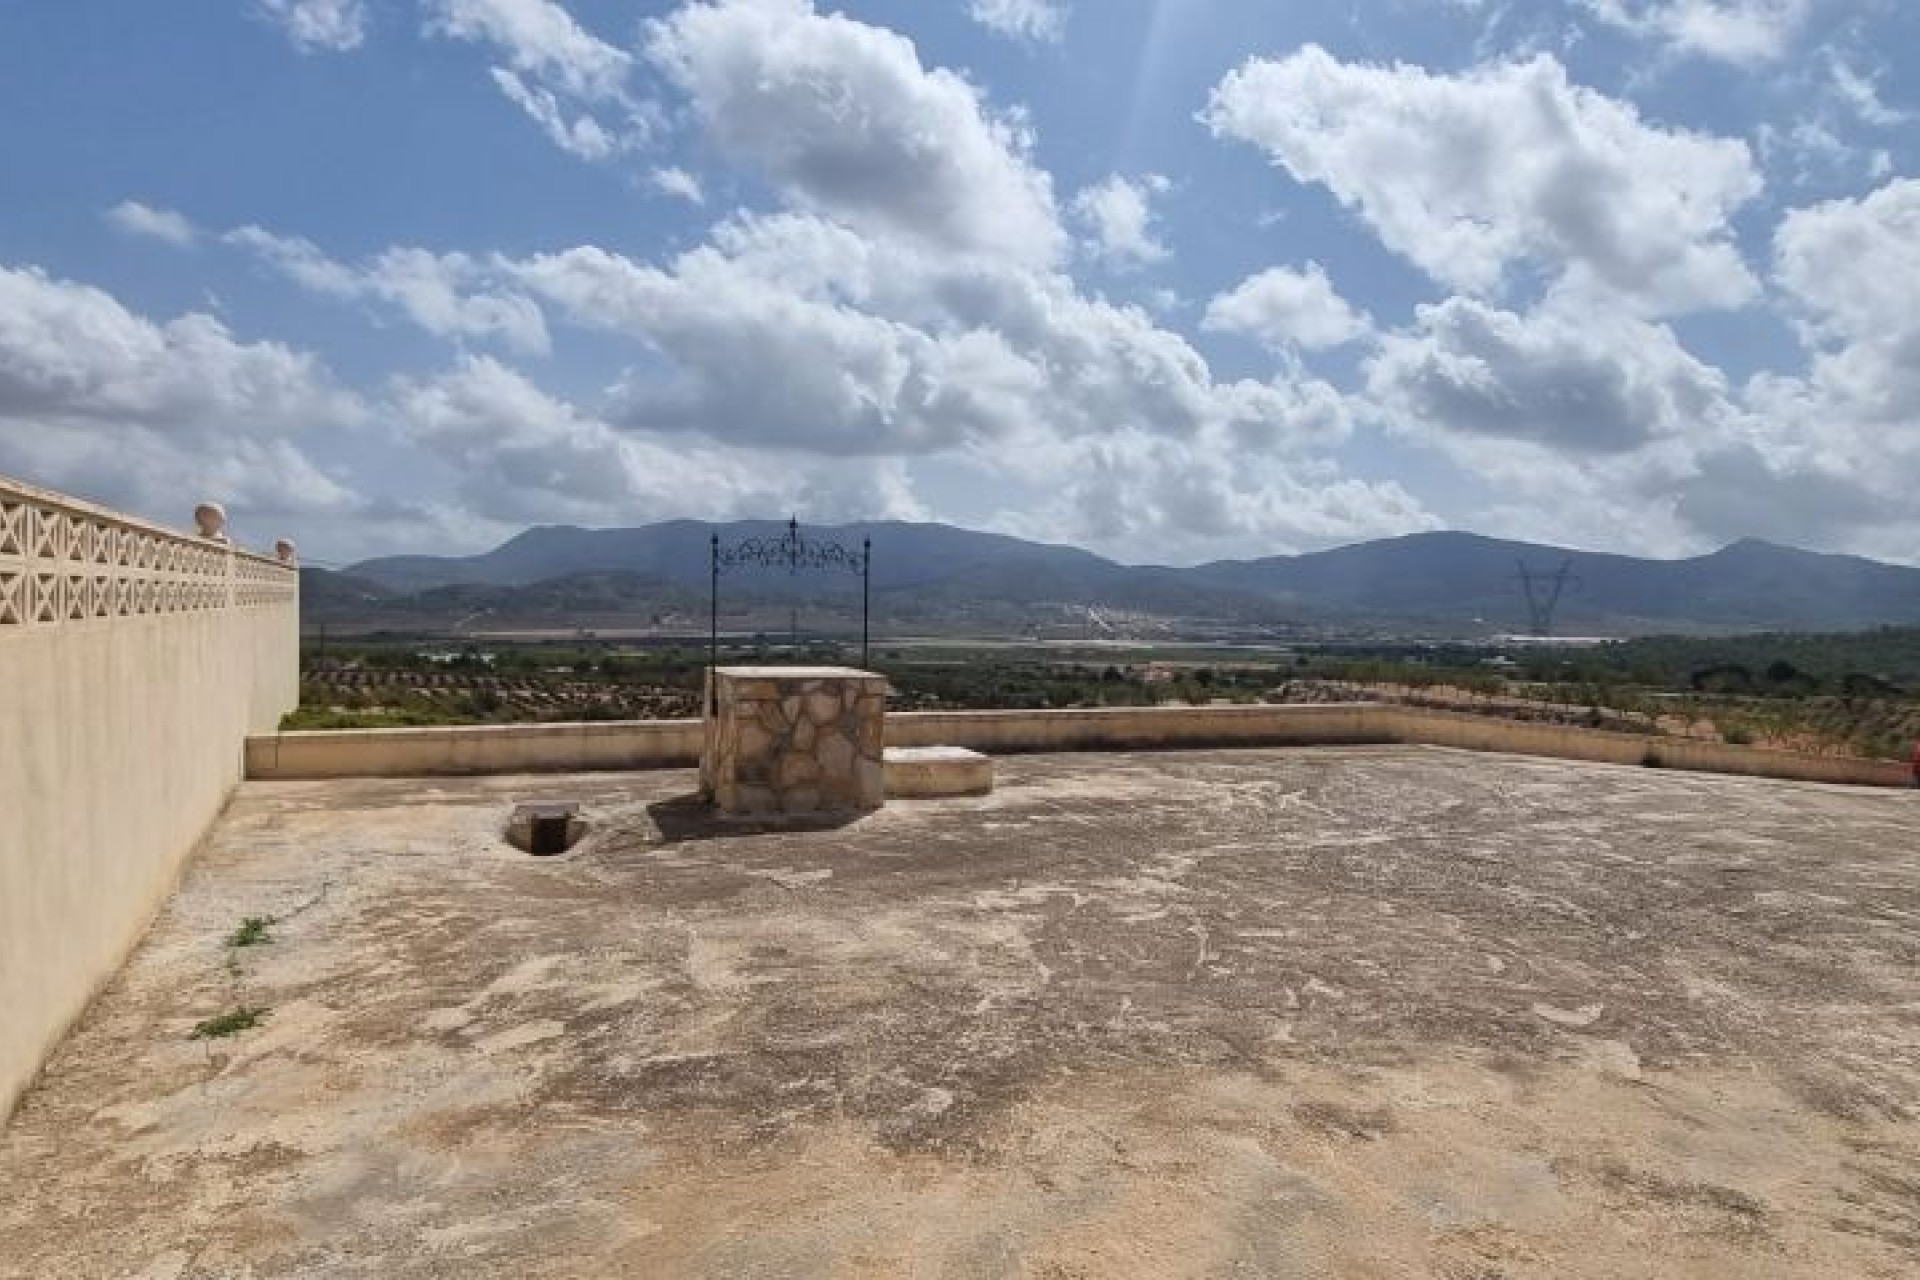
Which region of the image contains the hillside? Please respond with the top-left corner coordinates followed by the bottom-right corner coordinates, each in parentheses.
top-left (327, 523), bottom-right (1920, 636)
top-left (1193, 533), bottom-right (1920, 631)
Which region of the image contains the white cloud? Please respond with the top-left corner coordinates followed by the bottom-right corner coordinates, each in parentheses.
top-left (499, 208), bottom-right (1412, 558)
top-left (394, 354), bottom-right (927, 526)
top-left (426, 0), bottom-right (629, 98)
top-left (0, 260), bottom-right (364, 536)
top-left (424, 0), bottom-right (646, 159)
top-left (1580, 0), bottom-right (1811, 66)
top-left (1354, 178), bottom-right (1920, 557)
top-left (488, 67), bottom-right (622, 160)
top-left (0, 262), bottom-right (359, 434)
top-left (104, 201), bottom-right (197, 248)
top-left (1204, 264), bottom-right (1372, 351)
top-left (459, 1), bottom-right (1422, 559)
top-left (40, 0), bottom-right (1466, 563)
top-left (1367, 294), bottom-right (1734, 454)
top-left (1827, 56), bottom-right (1910, 129)
top-left (651, 166), bottom-right (706, 205)
top-left (510, 212), bottom-right (1349, 458)
top-left (257, 0), bottom-right (367, 53)
top-left (966, 0), bottom-right (1068, 44)
top-left (1071, 174), bottom-right (1172, 268)
top-left (994, 435), bottom-right (1439, 564)
top-left (1204, 45), bottom-right (1761, 315)
top-left (1770, 178), bottom-right (1920, 430)
top-left (644, 0), bottom-right (1064, 267)
top-left (227, 227), bottom-right (551, 356)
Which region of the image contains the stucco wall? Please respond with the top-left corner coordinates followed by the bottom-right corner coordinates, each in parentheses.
top-left (246, 700), bottom-right (1910, 791)
top-left (247, 719), bottom-right (703, 778)
top-left (886, 704), bottom-right (1386, 754)
top-left (0, 475), bottom-right (299, 1120)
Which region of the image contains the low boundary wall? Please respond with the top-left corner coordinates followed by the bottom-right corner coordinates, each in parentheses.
top-left (246, 719), bottom-right (702, 779)
top-left (244, 701), bottom-right (1909, 789)
top-left (1, 475), bottom-right (299, 1120)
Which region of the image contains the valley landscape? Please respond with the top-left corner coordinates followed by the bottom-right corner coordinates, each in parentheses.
top-left (309, 519), bottom-right (1920, 640)
top-left (293, 520), bottom-right (1920, 764)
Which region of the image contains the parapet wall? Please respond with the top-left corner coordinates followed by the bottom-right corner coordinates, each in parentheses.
top-left (244, 699), bottom-right (1910, 789)
top-left (0, 475), bottom-right (299, 1119)
top-left (246, 718), bottom-right (704, 779)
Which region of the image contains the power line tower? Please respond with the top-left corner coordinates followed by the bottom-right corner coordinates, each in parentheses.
top-left (1514, 559), bottom-right (1577, 637)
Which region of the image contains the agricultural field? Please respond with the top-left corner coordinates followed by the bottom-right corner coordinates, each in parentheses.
top-left (290, 631), bottom-right (1920, 762)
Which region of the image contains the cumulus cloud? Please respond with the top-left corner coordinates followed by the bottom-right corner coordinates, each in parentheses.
top-left (1367, 295), bottom-right (1734, 454)
top-left (0, 260), bottom-right (364, 536)
top-left (0, 262), bottom-right (359, 435)
top-left (495, 208), bottom-right (1416, 558)
top-left (1673, 444), bottom-right (1902, 550)
top-left (1203, 45), bottom-right (1761, 314)
top-left (967, 0), bottom-right (1068, 44)
top-left (394, 353), bottom-right (927, 526)
top-left (1579, 0), bottom-right (1811, 66)
top-left (1072, 174), bottom-right (1172, 268)
top-left (27, 1), bottom-right (1461, 563)
top-left (425, 0), bottom-right (646, 160)
top-left (508, 212), bottom-right (1348, 458)
top-left (1775, 178), bottom-right (1920, 363)
top-left (995, 436), bottom-right (1439, 565)
top-left (1350, 176), bottom-right (1920, 556)
top-left (644, 0), bottom-right (1064, 267)
top-left (1758, 180), bottom-right (1920, 485)
top-left (104, 200), bottom-right (197, 248)
top-left (227, 227), bottom-right (551, 356)
top-left (257, 0), bottom-right (367, 53)
top-left (1204, 264), bottom-right (1373, 352)
top-left (446, 0), bottom-right (1417, 558)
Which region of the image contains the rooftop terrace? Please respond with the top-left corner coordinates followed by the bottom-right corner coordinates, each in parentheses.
top-left (3, 746), bottom-right (1917, 1277)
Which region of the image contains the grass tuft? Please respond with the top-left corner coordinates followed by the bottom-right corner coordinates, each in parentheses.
top-left (226, 916), bottom-right (275, 948)
top-left (190, 1006), bottom-right (268, 1040)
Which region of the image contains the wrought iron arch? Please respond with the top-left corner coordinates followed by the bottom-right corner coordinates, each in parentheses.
top-left (709, 517), bottom-right (872, 700)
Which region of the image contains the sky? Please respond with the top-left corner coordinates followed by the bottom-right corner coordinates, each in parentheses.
top-left (0, 0), bottom-right (1916, 567)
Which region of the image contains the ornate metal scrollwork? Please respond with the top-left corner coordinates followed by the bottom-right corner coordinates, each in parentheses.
top-left (708, 517), bottom-right (873, 704)
top-left (714, 517), bottom-right (869, 576)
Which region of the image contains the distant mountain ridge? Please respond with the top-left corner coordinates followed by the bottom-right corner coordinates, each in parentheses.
top-left (332, 522), bottom-right (1920, 635)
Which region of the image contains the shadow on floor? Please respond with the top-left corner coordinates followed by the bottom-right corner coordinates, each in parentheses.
top-left (644, 792), bottom-right (870, 844)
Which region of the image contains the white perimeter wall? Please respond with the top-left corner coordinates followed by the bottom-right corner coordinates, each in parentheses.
top-left (0, 476), bottom-right (298, 1120)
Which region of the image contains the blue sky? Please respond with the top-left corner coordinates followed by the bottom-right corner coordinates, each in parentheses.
top-left (1, 0), bottom-right (1915, 566)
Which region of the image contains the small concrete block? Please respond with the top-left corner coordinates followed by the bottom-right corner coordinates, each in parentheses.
top-left (507, 801), bottom-right (585, 856)
top-left (885, 746), bottom-right (993, 799)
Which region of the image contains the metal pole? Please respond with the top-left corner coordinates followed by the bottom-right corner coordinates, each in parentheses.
top-left (788, 515), bottom-right (800, 653)
top-left (861, 536), bottom-right (871, 669)
top-left (708, 532), bottom-right (719, 715)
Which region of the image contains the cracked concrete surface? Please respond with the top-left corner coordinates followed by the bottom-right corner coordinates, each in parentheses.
top-left (2, 746), bottom-right (1918, 1277)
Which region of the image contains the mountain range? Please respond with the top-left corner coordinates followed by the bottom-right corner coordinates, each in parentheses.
top-left (307, 521), bottom-right (1920, 637)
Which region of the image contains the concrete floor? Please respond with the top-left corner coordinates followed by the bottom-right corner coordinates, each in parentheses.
top-left (3, 747), bottom-right (1918, 1278)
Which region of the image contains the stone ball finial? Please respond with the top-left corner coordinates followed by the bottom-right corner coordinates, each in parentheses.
top-left (274, 538), bottom-right (298, 565)
top-left (193, 502), bottom-right (229, 542)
